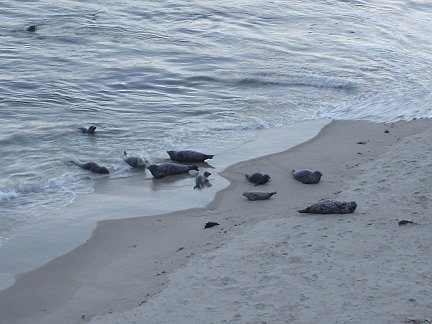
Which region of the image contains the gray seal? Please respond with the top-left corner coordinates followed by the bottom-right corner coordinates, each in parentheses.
top-left (243, 191), bottom-right (277, 201)
top-left (298, 200), bottom-right (357, 214)
top-left (245, 173), bottom-right (271, 186)
top-left (71, 161), bottom-right (109, 174)
top-left (167, 150), bottom-right (214, 163)
top-left (148, 163), bottom-right (199, 179)
top-left (79, 126), bottom-right (96, 134)
top-left (194, 171), bottom-right (211, 190)
top-left (292, 169), bottom-right (322, 184)
top-left (123, 151), bottom-right (149, 169)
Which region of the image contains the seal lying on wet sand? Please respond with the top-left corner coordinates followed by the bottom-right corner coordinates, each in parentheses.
top-left (167, 150), bottom-right (214, 163)
top-left (243, 191), bottom-right (277, 201)
top-left (79, 126), bottom-right (96, 134)
top-left (292, 169), bottom-right (322, 184)
top-left (123, 151), bottom-right (149, 169)
top-left (245, 173), bottom-right (271, 186)
top-left (148, 163), bottom-right (199, 179)
top-left (71, 161), bottom-right (109, 174)
top-left (298, 200), bottom-right (357, 214)
top-left (194, 171), bottom-right (211, 189)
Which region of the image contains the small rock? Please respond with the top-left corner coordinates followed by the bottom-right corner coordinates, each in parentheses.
top-left (398, 220), bottom-right (415, 225)
top-left (204, 221), bottom-right (219, 229)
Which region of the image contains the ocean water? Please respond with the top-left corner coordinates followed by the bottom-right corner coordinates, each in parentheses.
top-left (0, 0), bottom-right (431, 284)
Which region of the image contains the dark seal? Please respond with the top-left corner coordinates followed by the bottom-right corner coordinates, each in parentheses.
top-left (245, 173), bottom-right (271, 186)
top-left (292, 169), bottom-right (322, 184)
top-left (123, 151), bottom-right (148, 169)
top-left (194, 171), bottom-right (211, 190)
top-left (148, 163), bottom-right (198, 179)
top-left (298, 200), bottom-right (357, 214)
top-left (79, 126), bottom-right (96, 134)
top-left (71, 161), bottom-right (109, 174)
top-left (167, 150), bottom-right (214, 163)
top-left (27, 25), bottom-right (37, 32)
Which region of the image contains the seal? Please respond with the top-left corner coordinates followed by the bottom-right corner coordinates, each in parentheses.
top-left (123, 151), bottom-right (149, 169)
top-left (292, 169), bottom-right (322, 184)
top-left (298, 200), bottom-right (357, 214)
top-left (194, 171), bottom-right (211, 190)
top-left (79, 126), bottom-right (96, 134)
top-left (71, 161), bottom-right (109, 174)
top-left (167, 150), bottom-right (214, 163)
top-left (245, 173), bottom-right (271, 186)
top-left (242, 191), bottom-right (277, 201)
top-left (148, 163), bottom-right (199, 179)
top-left (27, 25), bottom-right (37, 32)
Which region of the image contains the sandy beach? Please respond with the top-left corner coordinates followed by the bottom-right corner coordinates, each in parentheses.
top-left (1, 119), bottom-right (431, 324)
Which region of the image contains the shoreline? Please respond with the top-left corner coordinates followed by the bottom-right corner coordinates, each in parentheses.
top-left (1, 119), bottom-right (432, 323)
top-left (0, 119), bottom-right (330, 291)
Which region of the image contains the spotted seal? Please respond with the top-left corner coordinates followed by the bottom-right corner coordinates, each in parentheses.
top-left (242, 191), bottom-right (277, 201)
top-left (148, 163), bottom-right (199, 179)
top-left (123, 151), bottom-right (149, 169)
top-left (245, 173), bottom-right (271, 186)
top-left (71, 161), bottom-right (109, 174)
top-left (292, 169), bottom-right (322, 184)
top-left (194, 171), bottom-right (211, 190)
top-left (298, 200), bottom-right (357, 214)
top-left (79, 126), bottom-right (96, 134)
top-left (167, 150), bottom-right (214, 163)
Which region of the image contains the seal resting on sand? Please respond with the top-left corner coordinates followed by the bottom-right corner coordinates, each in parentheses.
top-left (243, 191), bottom-right (277, 201)
top-left (245, 173), bottom-right (271, 186)
top-left (298, 200), bottom-right (357, 214)
top-left (79, 126), bottom-right (96, 134)
top-left (123, 151), bottom-right (149, 169)
top-left (194, 171), bottom-right (211, 189)
top-left (71, 161), bottom-right (109, 174)
top-left (167, 150), bottom-right (214, 163)
top-left (292, 169), bottom-right (322, 184)
top-left (148, 163), bottom-right (198, 179)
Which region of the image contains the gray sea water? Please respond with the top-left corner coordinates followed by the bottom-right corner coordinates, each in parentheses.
top-left (0, 0), bottom-right (431, 279)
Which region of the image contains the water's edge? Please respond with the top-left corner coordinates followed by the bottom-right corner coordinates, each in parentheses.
top-left (0, 119), bottom-right (330, 290)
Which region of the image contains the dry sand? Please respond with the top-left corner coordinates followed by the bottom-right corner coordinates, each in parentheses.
top-left (1, 119), bottom-right (431, 324)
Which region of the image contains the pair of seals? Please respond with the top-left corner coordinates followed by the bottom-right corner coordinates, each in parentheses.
top-left (123, 151), bottom-right (149, 169)
top-left (243, 191), bottom-right (277, 201)
top-left (194, 171), bottom-right (211, 190)
top-left (79, 126), bottom-right (96, 134)
top-left (245, 173), bottom-right (271, 186)
top-left (292, 169), bottom-right (322, 184)
top-left (167, 150), bottom-right (214, 163)
top-left (148, 163), bottom-right (198, 179)
top-left (298, 200), bottom-right (357, 214)
top-left (71, 161), bottom-right (109, 174)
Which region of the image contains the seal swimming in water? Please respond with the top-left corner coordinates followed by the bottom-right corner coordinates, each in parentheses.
top-left (123, 151), bottom-right (149, 169)
top-left (27, 25), bottom-right (37, 32)
top-left (242, 191), bottom-right (277, 201)
top-left (245, 173), bottom-right (271, 186)
top-left (194, 171), bottom-right (211, 189)
top-left (292, 169), bottom-right (322, 184)
top-left (71, 161), bottom-right (109, 174)
top-left (148, 163), bottom-right (199, 179)
top-left (298, 200), bottom-right (357, 214)
top-left (167, 150), bottom-right (214, 163)
top-left (79, 126), bottom-right (96, 134)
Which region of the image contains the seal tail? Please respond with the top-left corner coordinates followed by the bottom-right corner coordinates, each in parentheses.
top-left (298, 207), bottom-right (309, 213)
